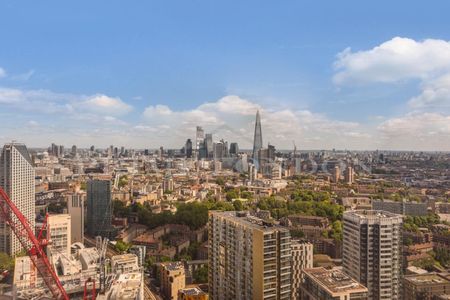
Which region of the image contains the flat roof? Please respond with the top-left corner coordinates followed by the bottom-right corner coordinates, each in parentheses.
top-left (210, 211), bottom-right (288, 232)
top-left (303, 267), bottom-right (368, 295)
top-left (345, 210), bottom-right (402, 219)
top-left (405, 273), bottom-right (450, 285)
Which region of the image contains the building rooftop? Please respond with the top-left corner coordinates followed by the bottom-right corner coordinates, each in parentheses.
top-left (161, 261), bottom-right (184, 271)
top-left (405, 273), bottom-right (450, 285)
top-left (210, 211), bottom-right (288, 232)
top-left (303, 267), bottom-right (368, 295)
top-left (345, 209), bottom-right (402, 219)
top-left (178, 287), bottom-right (207, 296)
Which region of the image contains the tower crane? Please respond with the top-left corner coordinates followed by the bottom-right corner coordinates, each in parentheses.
top-left (0, 187), bottom-right (69, 299)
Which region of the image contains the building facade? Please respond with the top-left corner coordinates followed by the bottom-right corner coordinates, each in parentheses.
top-left (47, 214), bottom-right (71, 257)
top-left (0, 143), bottom-right (35, 255)
top-left (208, 211), bottom-right (291, 300)
top-left (291, 240), bottom-right (313, 299)
top-left (403, 273), bottom-right (450, 300)
top-left (86, 179), bottom-right (113, 238)
top-left (160, 262), bottom-right (186, 300)
top-left (343, 210), bottom-right (403, 300)
top-left (252, 110), bottom-right (263, 168)
top-left (66, 191), bottom-right (85, 244)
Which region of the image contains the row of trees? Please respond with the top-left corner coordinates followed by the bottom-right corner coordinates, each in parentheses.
top-left (114, 200), bottom-right (210, 230)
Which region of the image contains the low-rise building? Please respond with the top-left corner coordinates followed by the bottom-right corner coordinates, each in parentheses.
top-left (160, 262), bottom-right (186, 300)
top-left (178, 287), bottom-right (208, 300)
top-left (403, 273), bottom-right (450, 300)
top-left (300, 267), bottom-right (368, 300)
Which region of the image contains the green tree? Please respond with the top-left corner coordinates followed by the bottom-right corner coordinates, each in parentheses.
top-left (226, 190), bottom-right (239, 202)
top-left (233, 200), bottom-right (243, 211)
top-left (0, 252), bottom-right (14, 271)
top-left (118, 175), bottom-right (128, 188)
top-left (115, 240), bottom-right (131, 253)
top-left (193, 266), bottom-right (208, 283)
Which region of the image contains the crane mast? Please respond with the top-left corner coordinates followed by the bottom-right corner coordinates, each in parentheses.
top-left (0, 187), bottom-right (69, 300)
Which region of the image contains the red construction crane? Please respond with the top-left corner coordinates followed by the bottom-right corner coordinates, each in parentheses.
top-left (0, 187), bottom-right (69, 300)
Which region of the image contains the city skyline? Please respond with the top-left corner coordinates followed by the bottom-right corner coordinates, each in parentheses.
top-left (1, 2), bottom-right (450, 151)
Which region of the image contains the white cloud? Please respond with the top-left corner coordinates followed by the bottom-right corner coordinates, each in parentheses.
top-left (0, 87), bottom-right (133, 117)
top-left (334, 37), bottom-right (450, 84)
top-left (142, 95), bottom-right (368, 149)
top-left (409, 73), bottom-right (450, 109)
top-left (377, 112), bottom-right (450, 150)
top-left (0, 68), bottom-right (6, 78)
top-left (81, 94), bottom-right (132, 116)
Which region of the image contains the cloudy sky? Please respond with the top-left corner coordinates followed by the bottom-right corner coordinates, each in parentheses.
top-left (1, 1), bottom-right (450, 151)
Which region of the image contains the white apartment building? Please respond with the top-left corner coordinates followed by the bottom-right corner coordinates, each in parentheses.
top-left (0, 143), bottom-right (35, 255)
top-left (343, 210), bottom-right (403, 300)
top-left (47, 214), bottom-right (71, 258)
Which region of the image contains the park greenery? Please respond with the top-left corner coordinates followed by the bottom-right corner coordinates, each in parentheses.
top-left (193, 266), bottom-right (208, 283)
top-left (114, 240), bottom-right (131, 253)
top-left (403, 214), bottom-right (441, 232)
top-left (0, 252), bottom-right (14, 271)
top-left (113, 187), bottom-right (345, 242)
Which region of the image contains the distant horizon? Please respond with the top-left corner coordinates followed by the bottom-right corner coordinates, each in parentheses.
top-left (1, 1), bottom-right (450, 151)
top-left (22, 144), bottom-right (450, 154)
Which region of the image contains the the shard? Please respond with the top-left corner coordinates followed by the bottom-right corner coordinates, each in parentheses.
top-left (252, 110), bottom-right (263, 168)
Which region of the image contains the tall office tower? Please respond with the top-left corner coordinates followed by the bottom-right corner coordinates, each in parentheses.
top-left (252, 110), bottom-right (263, 168)
top-left (213, 140), bottom-right (228, 160)
top-left (229, 142), bottom-right (239, 156)
top-left (267, 144), bottom-right (276, 161)
top-left (66, 191), bottom-right (85, 244)
top-left (71, 145), bottom-right (77, 157)
top-left (204, 133), bottom-right (213, 159)
top-left (333, 165), bottom-right (340, 183)
top-left (47, 214), bottom-right (71, 257)
top-left (185, 139), bottom-right (193, 158)
top-left (208, 211), bottom-right (292, 300)
top-left (291, 240), bottom-right (313, 299)
top-left (196, 126), bottom-right (205, 150)
top-left (343, 210), bottom-right (403, 300)
top-left (198, 141), bottom-right (207, 160)
top-left (344, 166), bottom-right (355, 185)
top-left (87, 180), bottom-right (113, 238)
top-left (0, 143), bottom-right (35, 255)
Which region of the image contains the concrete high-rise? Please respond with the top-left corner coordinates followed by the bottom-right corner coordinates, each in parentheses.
top-left (252, 110), bottom-right (263, 168)
top-left (291, 240), bottom-right (313, 299)
top-left (47, 214), bottom-right (71, 257)
top-left (66, 191), bottom-right (85, 244)
top-left (208, 211), bottom-right (291, 300)
top-left (229, 142), bottom-right (239, 156)
top-left (87, 179), bottom-right (113, 238)
top-left (204, 133), bottom-right (213, 159)
top-left (0, 143), bottom-right (35, 255)
top-left (343, 210), bottom-right (403, 300)
top-left (185, 139), bottom-right (193, 158)
top-left (196, 126), bottom-right (205, 151)
top-left (344, 166), bottom-right (355, 185)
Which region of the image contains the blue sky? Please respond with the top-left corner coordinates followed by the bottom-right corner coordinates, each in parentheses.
top-left (1, 1), bottom-right (450, 150)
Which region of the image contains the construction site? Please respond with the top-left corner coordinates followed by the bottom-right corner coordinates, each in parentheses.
top-left (0, 188), bottom-right (145, 300)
